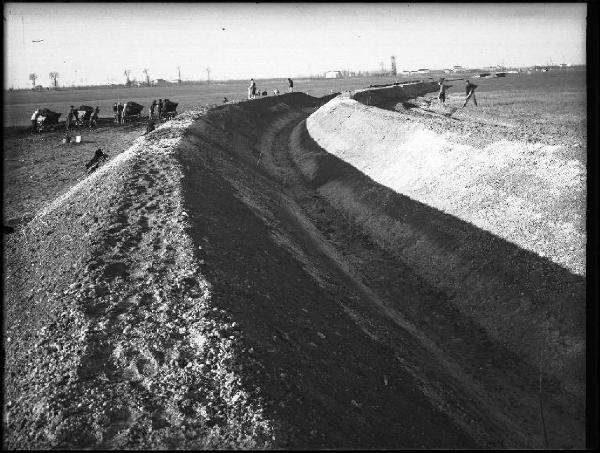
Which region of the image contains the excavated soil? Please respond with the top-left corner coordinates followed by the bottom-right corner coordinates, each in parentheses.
top-left (3, 89), bottom-right (585, 449)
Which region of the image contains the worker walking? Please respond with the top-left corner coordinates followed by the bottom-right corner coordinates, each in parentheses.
top-left (463, 80), bottom-right (478, 107)
top-left (150, 100), bottom-right (157, 120)
top-left (288, 78), bottom-right (294, 92)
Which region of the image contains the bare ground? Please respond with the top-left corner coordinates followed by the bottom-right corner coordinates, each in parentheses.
top-left (3, 92), bottom-right (585, 448)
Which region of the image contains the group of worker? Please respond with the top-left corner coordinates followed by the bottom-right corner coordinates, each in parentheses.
top-left (437, 78), bottom-right (478, 107)
top-left (68, 105), bottom-right (100, 130)
top-left (248, 78), bottom-right (293, 99)
top-left (112, 102), bottom-right (126, 124)
top-left (147, 99), bottom-right (171, 121)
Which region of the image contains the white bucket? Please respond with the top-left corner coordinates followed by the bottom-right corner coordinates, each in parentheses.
top-left (75, 136), bottom-right (81, 143)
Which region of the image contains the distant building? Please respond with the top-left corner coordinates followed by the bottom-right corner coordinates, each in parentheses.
top-left (452, 65), bottom-right (466, 72)
top-left (152, 78), bottom-right (170, 86)
top-left (325, 70), bottom-right (342, 79)
top-left (415, 69), bottom-right (430, 75)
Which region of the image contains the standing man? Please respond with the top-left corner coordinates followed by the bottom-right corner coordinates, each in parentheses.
top-left (70, 105), bottom-right (79, 128)
top-left (113, 102), bottom-right (118, 123)
top-left (65, 108), bottom-right (74, 131)
top-left (69, 106), bottom-right (79, 127)
top-left (248, 79), bottom-right (256, 99)
top-left (438, 78), bottom-right (447, 104)
top-left (90, 107), bottom-right (99, 128)
top-left (463, 80), bottom-right (478, 107)
top-left (157, 99), bottom-right (163, 121)
top-left (117, 102), bottom-right (124, 124)
top-left (31, 108), bottom-right (40, 133)
top-left (288, 78), bottom-right (293, 92)
top-left (150, 100), bottom-right (157, 120)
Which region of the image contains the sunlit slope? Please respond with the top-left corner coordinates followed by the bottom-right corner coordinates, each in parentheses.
top-left (297, 96), bottom-right (585, 396)
top-left (307, 97), bottom-right (585, 276)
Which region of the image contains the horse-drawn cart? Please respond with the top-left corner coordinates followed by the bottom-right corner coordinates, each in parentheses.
top-left (123, 101), bottom-right (144, 122)
top-left (36, 108), bottom-right (62, 132)
top-left (162, 99), bottom-right (178, 119)
top-left (76, 105), bottom-right (94, 127)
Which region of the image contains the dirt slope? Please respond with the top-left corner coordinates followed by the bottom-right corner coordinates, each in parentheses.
top-left (304, 95), bottom-right (586, 398)
top-left (4, 112), bottom-right (273, 449)
top-left (3, 89), bottom-right (585, 449)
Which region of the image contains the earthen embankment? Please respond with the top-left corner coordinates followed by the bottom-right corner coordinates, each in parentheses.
top-left (299, 88), bottom-right (585, 398)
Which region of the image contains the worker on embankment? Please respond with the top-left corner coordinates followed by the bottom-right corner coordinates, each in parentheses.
top-left (85, 148), bottom-right (109, 173)
top-left (288, 77), bottom-right (294, 92)
top-left (462, 80), bottom-right (478, 107)
top-left (145, 120), bottom-right (156, 135)
top-left (438, 78), bottom-right (447, 104)
top-left (248, 79), bottom-right (256, 99)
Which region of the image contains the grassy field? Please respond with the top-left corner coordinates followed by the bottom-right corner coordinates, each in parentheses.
top-left (3, 70), bottom-right (585, 128)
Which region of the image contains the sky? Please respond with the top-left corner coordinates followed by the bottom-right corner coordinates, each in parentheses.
top-left (4, 2), bottom-right (587, 88)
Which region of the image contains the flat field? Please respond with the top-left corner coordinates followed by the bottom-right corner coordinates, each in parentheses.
top-left (3, 76), bottom-right (405, 128)
top-left (3, 70), bottom-right (586, 129)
